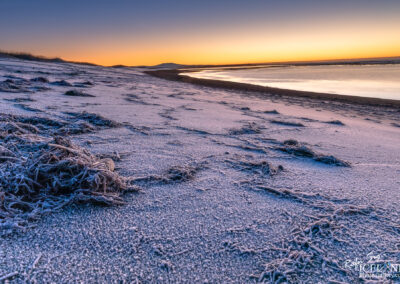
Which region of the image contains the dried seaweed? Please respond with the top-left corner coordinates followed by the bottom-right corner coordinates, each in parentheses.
top-left (4, 97), bottom-right (36, 103)
top-left (124, 94), bottom-right (156, 105)
top-left (13, 103), bottom-right (43, 113)
top-left (30, 77), bottom-right (49, 83)
top-left (17, 116), bottom-right (65, 128)
top-left (124, 124), bottom-right (151, 135)
top-left (63, 90), bottom-right (95, 97)
top-left (64, 111), bottom-right (122, 127)
top-left (56, 120), bottom-right (96, 135)
top-left (283, 139), bottom-right (299, 146)
top-left (276, 140), bottom-right (350, 167)
top-left (325, 120), bottom-right (345, 126)
top-left (74, 80), bottom-right (94, 87)
top-left (224, 156), bottom-right (282, 176)
top-left (131, 164), bottom-right (204, 186)
top-left (50, 80), bottom-right (72, 87)
top-left (0, 112), bottom-right (118, 137)
top-left (264, 109), bottom-right (280, 114)
top-left (0, 113), bottom-right (133, 234)
top-left (270, 120), bottom-right (305, 127)
top-left (228, 122), bottom-right (262, 135)
top-left (0, 78), bottom-right (31, 93)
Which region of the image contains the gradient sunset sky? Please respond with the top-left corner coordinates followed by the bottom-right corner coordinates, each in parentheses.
top-left (1, 0), bottom-right (399, 66)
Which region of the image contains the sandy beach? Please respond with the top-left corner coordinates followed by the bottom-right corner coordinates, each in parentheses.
top-left (1, 57), bottom-right (400, 283)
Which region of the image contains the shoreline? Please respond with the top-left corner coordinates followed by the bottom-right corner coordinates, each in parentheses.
top-left (145, 69), bottom-right (400, 108)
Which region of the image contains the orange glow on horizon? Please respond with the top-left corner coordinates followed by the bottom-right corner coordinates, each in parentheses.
top-left (9, 14), bottom-right (400, 67)
top-left (52, 43), bottom-right (400, 67)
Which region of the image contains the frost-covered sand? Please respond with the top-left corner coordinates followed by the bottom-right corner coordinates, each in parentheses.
top-left (0, 58), bottom-right (399, 283)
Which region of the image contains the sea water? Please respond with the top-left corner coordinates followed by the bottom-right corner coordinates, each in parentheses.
top-left (184, 64), bottom-right (400, 100)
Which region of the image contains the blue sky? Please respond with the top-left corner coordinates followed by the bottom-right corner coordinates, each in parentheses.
top-left (1, 0), bottom-right (399, 65)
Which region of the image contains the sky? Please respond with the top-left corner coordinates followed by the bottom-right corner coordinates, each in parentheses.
top-left (1, 0), bottom-right (400, 66)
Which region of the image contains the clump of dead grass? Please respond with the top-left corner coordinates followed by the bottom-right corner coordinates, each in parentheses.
top-left (0, 113), bottom-right (134, 234)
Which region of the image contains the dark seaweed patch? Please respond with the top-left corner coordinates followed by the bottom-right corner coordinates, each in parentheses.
top-left (63, 90), bottom-right (95, 97)
top-left (270, 120), bottom-right (305, 127)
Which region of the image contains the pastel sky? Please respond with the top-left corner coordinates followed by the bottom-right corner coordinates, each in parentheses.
top-left (1, 0), bottom-right (399, 66)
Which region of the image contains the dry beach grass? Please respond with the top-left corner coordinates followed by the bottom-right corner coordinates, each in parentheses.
top-left (0, 113), bottom-right (135, 235)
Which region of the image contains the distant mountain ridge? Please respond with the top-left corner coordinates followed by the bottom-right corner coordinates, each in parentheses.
top-left (150, 63), bottom-right (186, 69)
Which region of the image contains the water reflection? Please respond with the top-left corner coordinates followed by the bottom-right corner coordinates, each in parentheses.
top-left (184, 64), bottom-right (400, 100)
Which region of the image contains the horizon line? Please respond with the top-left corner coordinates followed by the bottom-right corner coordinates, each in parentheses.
top-left (1, 50), bottom-right (400, 68)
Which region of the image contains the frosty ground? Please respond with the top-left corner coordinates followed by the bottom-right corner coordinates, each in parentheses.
top-left (0, 57), bottom-right (399, 283)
